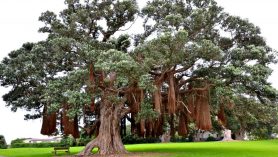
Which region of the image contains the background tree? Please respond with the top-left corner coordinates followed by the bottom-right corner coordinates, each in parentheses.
top-left (0, 135), bottom-right (7, 149)
top-left (227, 97), bottom-right (278, 140)
top-left (0, 0), bottom-right (277, 156)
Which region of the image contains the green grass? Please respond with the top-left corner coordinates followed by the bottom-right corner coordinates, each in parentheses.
top-left (0, 140), bottom-right (278, 157)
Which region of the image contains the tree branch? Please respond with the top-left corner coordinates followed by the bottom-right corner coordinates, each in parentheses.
top-left (178, 101), bottom-right (191, 114)
top-left (120, 107), bottom-right (131, 118)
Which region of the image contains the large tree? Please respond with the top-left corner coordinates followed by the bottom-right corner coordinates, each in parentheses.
top-left (0, 0), bottom-right (277, 156)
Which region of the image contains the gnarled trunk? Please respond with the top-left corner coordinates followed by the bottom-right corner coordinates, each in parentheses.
top-left (78, 99), bottom-right (127, 156)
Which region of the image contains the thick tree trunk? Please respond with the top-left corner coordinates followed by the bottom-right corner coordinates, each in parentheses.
top-left (78, 99), bottom-right (127, 156)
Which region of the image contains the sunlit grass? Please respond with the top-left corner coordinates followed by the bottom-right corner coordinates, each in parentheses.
top-left (0, 140), bottom-right (278, 157)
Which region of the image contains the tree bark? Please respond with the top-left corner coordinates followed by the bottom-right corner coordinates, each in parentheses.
top-left (78, 98), bottom-right (127, 156)
top-left (153, 83), bottom-right (162, 114)
top-left (168, 73), bottom-right (176, 114)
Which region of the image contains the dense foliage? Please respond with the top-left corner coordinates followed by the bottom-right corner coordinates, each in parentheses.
top-left (0, 0), bottom-right (277, 155)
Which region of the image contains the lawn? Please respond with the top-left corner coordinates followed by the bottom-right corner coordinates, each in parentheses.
top-left (0, 140), bottom-right (278, 157)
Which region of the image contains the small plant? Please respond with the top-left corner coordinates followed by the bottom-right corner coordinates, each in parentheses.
top-left (76, 136), bottom-right (93, 146)
top-left (122, 134), bottom-right (160, 144)
top-left (60, 135), bottom-right (76, 147)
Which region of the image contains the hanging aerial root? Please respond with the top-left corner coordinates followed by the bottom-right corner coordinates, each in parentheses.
top-left (153, 85), bottom-right (162, 114)
top-left (41, 105), bottom-right (56, 135)
top-left (62, 106), bottom-right (80, 138)
top-left (178, 112), bottom-right (188, 137)
top-left (168, 73), bottom-right (176, 114)
top-left (140, 120), bottom-right (145, 137)
top-left (153, 76), bottom-right (163, 114)
top-left (195, 90), bottom-right (212, 131)
top-left (217, 105), bottom-right (226, 127)
top-left (186, 84), bottom-right (196, 120)
top-left (128, 86), bottom-right (143, 113)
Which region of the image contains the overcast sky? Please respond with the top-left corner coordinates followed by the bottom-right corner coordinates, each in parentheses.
top-left (0, 0), bottom-right (278, 144)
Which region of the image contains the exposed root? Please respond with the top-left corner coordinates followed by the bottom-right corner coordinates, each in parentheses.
top-left (78, 139), bottom-right (99, 156)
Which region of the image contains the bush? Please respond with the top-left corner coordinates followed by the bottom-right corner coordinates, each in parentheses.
top-left (11, 138), bottom-right (24, 146)
top-left (10, 135), bottom-right (85, 148)
top-left (170, 136), bottom-right (188, 142)
top-left (206, 136), bottom-right (217, 141)
top-left (76, 136), bottom-right (92, 146)
top-left (0, 135), bottom-right (7, 149)
top-left (60, 135), bottom-right (76, 147)
top-left (10, 138), bottom-right (64, 148)
top-left (122, 134), bottom-right (160, 144)
top-left (10, 142), bottom-right (62, 148)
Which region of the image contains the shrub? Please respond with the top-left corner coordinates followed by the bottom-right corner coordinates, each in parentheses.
top-left (10, 138), bottom-right (65, 148)
top-left (0, 135), bottom-right (7, 149)
top-left (60, 135), bottom-right (76, 147)
top-left (76, 136), bottom-right (92, 146)
top-left (122, 134), bottom-right (160, 144)
top-left (170, 136), bottom-right (188, 142)
top-left (10, 142), bottom-right (62, 148)
top-left (206, 136), bottom-right (217, 141)
top-left (11, 138), bottom-right (24, 146)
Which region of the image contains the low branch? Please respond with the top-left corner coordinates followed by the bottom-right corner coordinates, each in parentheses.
top-left (178, 76), bottom-right (199, 87)
top-left (175, 63), bottom-right (195, 73)
top-left (79, 119), bottom-right (100, 135)
top-left (149, 71), bottom-right (161, 76)
top-left (120, 107), bottom-right (131, 118)
top-left (178, 101), bottom-right (191, 114)
top-left (118, 15), bottom-right (139, 31)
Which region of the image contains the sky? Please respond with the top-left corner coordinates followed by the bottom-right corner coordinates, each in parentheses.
top-left (0, 0), bottom-right (278, 144)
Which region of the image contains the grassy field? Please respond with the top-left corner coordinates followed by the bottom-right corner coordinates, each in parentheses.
top-left (0, 140), bottom-right (278, 157)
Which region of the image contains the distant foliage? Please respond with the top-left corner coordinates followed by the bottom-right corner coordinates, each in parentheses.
top-left (0, 135), bottom-right (7, 149)
top-left (76, 135), bottom-right (93, 146)
top-left (170, 136), bottom-right (189, 142)
top-left (10, 142), bottom-right (62, 148)
top-left (10, 138), bottom-right (24, 147)
top-left (122, 135), bottom-right (160, 144)
top-left (60, 135), bottom-right (76, 147)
